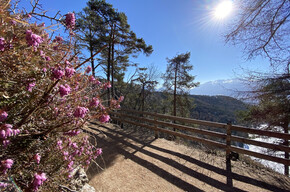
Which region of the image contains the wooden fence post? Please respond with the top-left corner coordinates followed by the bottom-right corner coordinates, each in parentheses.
top-left (154, 115), bottom-right (159, 139)
top-left (226, 122), bottom-right (233, 188)
top-left (284, 138), bottom-right (289, 176)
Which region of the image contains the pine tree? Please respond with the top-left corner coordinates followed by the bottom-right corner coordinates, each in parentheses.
top-left (77, 0), bottom-right (153, 103)
top-left (162, 52), bottom-right (199, 120)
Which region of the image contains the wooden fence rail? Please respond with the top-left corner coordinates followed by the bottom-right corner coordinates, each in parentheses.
top-left (110, 109), bottom-right (290, 185)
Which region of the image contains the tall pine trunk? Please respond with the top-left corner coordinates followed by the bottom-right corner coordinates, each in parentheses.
top-left (111, 28), bottom-right (115, 100)
top-left (173, 64), bottom-right (178, 132)
top-left (107, 41), bottom-right (111, 106)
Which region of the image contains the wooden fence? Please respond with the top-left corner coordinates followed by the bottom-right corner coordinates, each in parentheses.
top-left (110, 109), bottom-right (290, 187)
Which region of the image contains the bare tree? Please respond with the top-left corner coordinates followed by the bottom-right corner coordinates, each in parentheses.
top-left (226, 0), bottom-right (290, 72)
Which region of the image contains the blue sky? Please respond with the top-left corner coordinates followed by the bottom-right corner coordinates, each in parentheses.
top-left (17, 0), bottom-right (271, 84)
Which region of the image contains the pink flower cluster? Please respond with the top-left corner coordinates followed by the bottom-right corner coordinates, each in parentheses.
top-left (73, 107), bottom-right (89, 118)
top-left (52, 67), bottom-right (65, 79)
top-left (27, 82), bottom-right (36, 92)
top-left (59, 84), bottom-right (71, 97)
top-left (0, 110), bottom-right (8, 122)
top-left (1, 159), bottom-right (13, 174)
top-left (65, 13), bottom-right (75, 29)
top-left (33, 172), bottom-right (47, 191)
top-left (33, 153), bottom-right (41, 164)
top-left (53, 36), bottom-right (63, 44)
top-left (0, 182), bottom-right (8, 188)
top-left (0, 124), bottom-right (20, 147)
top-left (26, 30), bottom-right (43, 47)
top-left (56, 136), bottom-right (103, 177)
top-left (90, 97), bottom-right (100, 107)
top-left (85, 66), bottom-right (92, 73)
top-left (110, 99), bottom-right (120, 109)
top-left (103, 82), bottom-right (111, 89)
top-left (0, 37), bottom-right (5, 51)
top-left (65, 67), bottom-right (75, 78)
top-left (64, 129), bottom-right (81, 136)
top-left (99, 114), bottom-right (110, 123)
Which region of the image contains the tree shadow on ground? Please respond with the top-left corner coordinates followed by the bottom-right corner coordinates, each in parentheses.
top-left (86, 122), bottom-right (289, 192)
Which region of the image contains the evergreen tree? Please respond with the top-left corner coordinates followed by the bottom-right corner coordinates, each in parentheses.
top-left (77, 0), bottom-right (153, 103)
top-left (162, 52), bottom-right (199, 119)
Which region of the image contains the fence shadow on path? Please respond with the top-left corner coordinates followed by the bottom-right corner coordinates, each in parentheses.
top-left (86, 122), bottom-right (289, 192)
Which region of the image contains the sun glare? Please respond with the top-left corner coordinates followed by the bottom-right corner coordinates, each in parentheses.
top-left (214, 1), bottom-right (233, 20)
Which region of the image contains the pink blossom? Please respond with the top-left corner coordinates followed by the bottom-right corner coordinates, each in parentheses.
top-left (119, 96), bottom-right (124, 102)
top-left (65, 67), bottom-right (75, 77)
top-left (1, 159), bottom-right (13, 174)
top-left (96, 80), bottom-right (101, 85)
top-left (90, 97), bottom-right (100, 107)
top-left (39, 50), bottom-right (45, 58)
top-left (33, 172), bottom-right (47, 191)
top-left (10, 20), bottom-right (17, 25)
top-left (57, 140), bottom-right (63, 150)
top-left (65, 60), bottom-right (71, 66)
top-left (0, 182), bottom-right (8, 188)
top-left (42, 68), bottom-right (47, 73)
top-left (65, 13), bottom-right (75, 29)
top-left (12, 129), bottom-right (20, 136)
top-left (89, 76), bottom-right (95, 82)
top-left (52, 67), bottom-right (65, 79)
top-left (64, 129), bottom-right (80, 136)
top-left (103, 82), bottom-right (111, 89)
top-left (3, 140), bottom-right (10, 147)
top-left (27, 82), bottom-right (36, 92)
top-left (26, 30), bottom-right (43, 47)
top-left (3, 124), bottom-right (13, 137)
top-left (0, 110), bottom-right (8, 122)
top-left (67, 160), bottom-right (74, 171)
top-left (0, 130), bottom-right (5, 139)
top-left (59, 84), bottom-right (71, 97)
top-left (73, 106), bottom-right (89, 118)
top-left (0, 37), bottom-right (5, 51)
top-left (54, 36), bottom-right (63, 43)
top-left (85, 66), bottom-right (92, 73)
top-left (72, 142), bottom-right (78, 149)
top-left (96, 148), bottom-right (102, 156)
top-left (33, 153), bottom-right (41, 164)
top-left (45, 56), bottom-right (51, 61)
top-left (99, 114), bottom-right (110, 123)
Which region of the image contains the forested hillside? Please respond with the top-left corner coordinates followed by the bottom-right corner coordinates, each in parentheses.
top-left (189, 95), bottom-right (247, 124)
top-left (130, 92), bottom-right (247, 124)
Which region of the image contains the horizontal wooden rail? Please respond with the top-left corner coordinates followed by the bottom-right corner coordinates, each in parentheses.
top-left (230, 146), bottom-right (290, 166)
top-left (112, 116), bottom-right (227, 149)
top-left (122, 109), bottom-right (227, 129)
top-left (111, 109), bottom-right (290, 176)
top-left (231, 135), bottom-right (290, 153)
top-left (112, 112), bottom-right (227, 140)
top-left (122, 109), bottom-right (290, 140)
top-left (231, 125), bottom-right (290, 140)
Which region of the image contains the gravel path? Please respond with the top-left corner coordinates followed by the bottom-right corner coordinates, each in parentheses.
top-left (85, 122), bottom-right (290, 192)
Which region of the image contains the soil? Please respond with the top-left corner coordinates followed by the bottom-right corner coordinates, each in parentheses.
top-left (84, 122), bottom-right (290, 192)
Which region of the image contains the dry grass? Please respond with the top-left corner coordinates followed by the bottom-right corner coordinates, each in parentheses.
top-left (84, 122), bottom-right (290, 192)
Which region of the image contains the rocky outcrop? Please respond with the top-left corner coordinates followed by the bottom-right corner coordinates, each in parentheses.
top-left (68, 166), bottom-right (95, 192)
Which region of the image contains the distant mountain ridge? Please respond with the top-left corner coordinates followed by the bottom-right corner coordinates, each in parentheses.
top-left (190, 79), bottom-right (252, 98)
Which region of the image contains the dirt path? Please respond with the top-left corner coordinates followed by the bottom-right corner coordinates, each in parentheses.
top-left (85, 122), bottom-right (290, 192)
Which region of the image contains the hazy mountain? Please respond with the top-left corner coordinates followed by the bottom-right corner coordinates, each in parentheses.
top-left (190, 79), bottom-right (252, 98)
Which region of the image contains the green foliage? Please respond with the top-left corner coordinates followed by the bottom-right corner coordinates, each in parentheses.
top-left (162, 52), bottom-right (199, 117)
top-left (76, 0), bottom-right (153, 101)
top-left (246, 75), bottom-right (289, 131)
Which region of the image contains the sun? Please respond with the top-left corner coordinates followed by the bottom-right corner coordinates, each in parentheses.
top-left (214, 1), bottom-right (233, 20)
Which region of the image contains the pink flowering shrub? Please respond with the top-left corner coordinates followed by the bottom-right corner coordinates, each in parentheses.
top-left (0, 2), bottom-right (123, 191)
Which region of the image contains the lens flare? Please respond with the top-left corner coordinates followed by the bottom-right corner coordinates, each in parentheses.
top-left (214, 1), bottom-right (233, 20)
